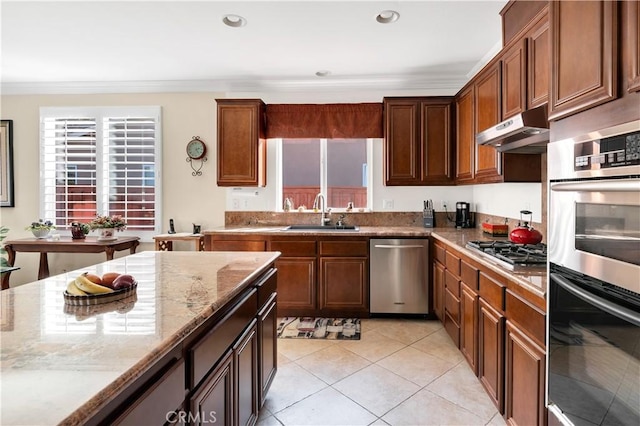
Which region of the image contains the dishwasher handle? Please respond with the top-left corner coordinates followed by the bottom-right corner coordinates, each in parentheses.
top-left (373, 244), bottom-right (426, 249)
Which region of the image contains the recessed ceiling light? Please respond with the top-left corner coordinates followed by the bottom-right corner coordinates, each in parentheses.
top-left (315, 70), bottom-right (331, 77)
top-left (376, 10), bottom-right (400, 24)
top-left (223, 14), bottom-right (247, 28)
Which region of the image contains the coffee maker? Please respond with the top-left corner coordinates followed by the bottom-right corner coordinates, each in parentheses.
top-left (455, 202), bottom-right (474, 228)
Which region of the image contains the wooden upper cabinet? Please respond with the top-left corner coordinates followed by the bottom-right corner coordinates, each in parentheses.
top-left (421, 99), bottom-right (454, 184)
top-left (216, 99), bottom-right (267, 187)
top-left (383, 97), bottom-right (454, 186)
top-left (383, 99), bottom-right (421, 185)
top-left (626, 0), bottom-right (640, 93)
top-left (527, 7), bottom-right (550, 108)
top-left (501, 38), bottom-right (527, 120)
top-left (455, 86), bottom-right (475, 183)
top-left (549, 0), bottom-right (618, 121)
top-left (474, 63), bottom-right (502, 182)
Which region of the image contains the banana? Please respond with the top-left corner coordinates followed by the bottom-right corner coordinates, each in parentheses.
top-left (66, 279), bottom-right (87, 296)
top-left (75, 274), bottom-right (114, 294)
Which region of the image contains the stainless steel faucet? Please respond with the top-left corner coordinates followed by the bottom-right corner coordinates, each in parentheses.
top-left (313, 193), bottom-right (330, 226)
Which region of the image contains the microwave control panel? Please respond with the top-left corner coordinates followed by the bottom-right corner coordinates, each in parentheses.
top-left (574, 130), bottom-right (640, 171)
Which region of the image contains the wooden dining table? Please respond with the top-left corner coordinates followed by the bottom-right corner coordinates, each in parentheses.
top-left (1, 236), bottom-right (140, 290)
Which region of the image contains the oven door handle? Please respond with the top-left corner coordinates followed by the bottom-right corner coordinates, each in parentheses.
top-left (551, 273), bottom-right (640, 327)
top-left (550, 179), bottom-right (640, 192)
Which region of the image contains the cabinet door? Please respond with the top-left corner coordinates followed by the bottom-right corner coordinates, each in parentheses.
top-left (549, 0), bottom-right (617, 120)
top-left (455, 86), bottom-right (475, 183)
top-left (275, 257), bottom-right (316, 315)
top-left (474, 63), bottom-right (502, 182)
top-left (528, 8), bottom-right (550, 108)
top-left (502, 39), bottom-right (527, 119)
top-left (421, 100), bottom-right (454, 184)
top-left (478, 298), bottom-right (505, 413)
top-left (433, 261), bottom-right (445, 322)
top-left (460, 282), bottom-right (479, 375)
top-left (384, 99), bottom-right (421, 185)
top-left (217, 99), bottom-right (266, 187)
top-left (190, 350), bottom-right (234, 426)
top-left (627, 0), bottom-right (640, 93)
top-left (319, 257), bottom-right (368, 314)
top-left (505, 321), bottom-right (546, 426)
top-left (258, 294), bottom-right (277, 407)
top-left (235, 321), bottom-right (259, 426)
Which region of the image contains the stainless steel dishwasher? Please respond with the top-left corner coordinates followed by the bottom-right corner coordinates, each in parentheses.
top-left (370, 238), bottom-right (429, 314)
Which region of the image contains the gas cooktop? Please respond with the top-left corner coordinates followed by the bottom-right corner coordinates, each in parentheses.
top-left (466, 240), bottom-right (547, 270)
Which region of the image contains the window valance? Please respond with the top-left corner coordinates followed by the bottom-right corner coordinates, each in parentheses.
top-left (266, 103), bottom-right (383, 139)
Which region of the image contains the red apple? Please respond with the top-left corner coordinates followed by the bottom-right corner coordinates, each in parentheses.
top-left (112, 274), bottom-right (136, 290)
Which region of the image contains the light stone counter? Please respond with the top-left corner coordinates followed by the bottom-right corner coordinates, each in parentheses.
top-left (0, 250), bottom-right (280, 426)
top-left (206, 225), bottom-right (547, 300)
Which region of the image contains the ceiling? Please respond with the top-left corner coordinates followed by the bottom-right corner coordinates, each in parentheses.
top-left (1, 1), bottom-right (507, 95)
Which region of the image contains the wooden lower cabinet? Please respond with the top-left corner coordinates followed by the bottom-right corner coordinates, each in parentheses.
top-left (258, 293), bottom-right (277, 406)
top-left (478, 297), bottom-right (505, 413)
top-left (505, 321), bottom-right (546, 426)
top-left (460, 282), bottom-right (479, 375)
top-left (275, 257), bottom-right (316, 314)
top-left (319, 257), bottom-right (368, 314)
top-left (234, 321), bottom-right (259, 426)
top-left (433, 261), bottom-right (445, 321)
top-left (190, 350), bottom-right (234, 426)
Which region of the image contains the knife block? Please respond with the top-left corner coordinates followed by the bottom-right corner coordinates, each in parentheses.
top-left (423, 215), bottom-right (435, 228)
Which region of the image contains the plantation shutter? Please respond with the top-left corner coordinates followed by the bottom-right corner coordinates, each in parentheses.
top-left (40, 106), bottom-right (162, 239)
top-left (41, 117), bottom-right (98, 226)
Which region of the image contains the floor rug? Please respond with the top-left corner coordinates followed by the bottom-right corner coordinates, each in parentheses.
top-left (277, 317), bottom-right (361, 340)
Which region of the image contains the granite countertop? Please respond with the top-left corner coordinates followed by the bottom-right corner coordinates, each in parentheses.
top-left (0, 250), bottom-right (280, 426)
top-left (205, 225), bottom-right (547, 299)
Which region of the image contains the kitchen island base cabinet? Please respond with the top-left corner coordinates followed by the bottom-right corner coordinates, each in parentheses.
top-left (190, 351), bottom-right (234, 426)
top-left (234, 321), bottom-right (259, 426)
top-left (258, 293), bottom-right (278, 406)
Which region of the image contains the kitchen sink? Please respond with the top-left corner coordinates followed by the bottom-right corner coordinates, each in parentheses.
top-left (284, 224), bottom-right (360, 231)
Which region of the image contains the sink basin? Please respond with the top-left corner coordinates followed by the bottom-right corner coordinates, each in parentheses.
top-left (284, 224), bottom-right (359, 231)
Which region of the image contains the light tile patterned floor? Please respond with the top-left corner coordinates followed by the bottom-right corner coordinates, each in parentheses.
top-left (258, 318), bottom-right (507, 426)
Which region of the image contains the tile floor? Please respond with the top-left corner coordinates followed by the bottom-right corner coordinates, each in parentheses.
top-left (258, 318), bottom-right (507, 426)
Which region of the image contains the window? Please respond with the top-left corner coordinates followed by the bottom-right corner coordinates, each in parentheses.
top-left (40, 107), bottom-right (162, 240)
top-left (281, 138), bottom-right (371, 210)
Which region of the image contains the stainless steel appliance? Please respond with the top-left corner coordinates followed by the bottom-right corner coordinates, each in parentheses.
top-left (547, 120), bottom-right (640, 426)
top-left (455, 202), bottom-right (473, 228)
top-left (465, 240), bottom-right (546, 271)
top-left (476, 104), bottom-right (549, 153)
top-left (370, 239), bottom-right (428, 314)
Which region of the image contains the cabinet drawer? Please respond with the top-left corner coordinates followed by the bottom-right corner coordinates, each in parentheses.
top-left (190, 289), bottom-right (257, 387)
top-left (445, 288), bottom-right (460, 324)
top-left (505, 290), bottom-right (545, 347)
top-left (445, 269), bottom-right (460, 297)
top-left (434, 243), bottom-right (446, 264)
top-left (445, 251), bottom-right (461, 276)
top-left (255, 268), bottom-right (277, 309)
top-left (320, 240), bottom-right (368, 256)
top-left (210, 240), bottom-right (266, 252)
top-left (479, 272), bottom-right (505, 311)
top-left (269, 240), bottom-right (316, 257)
top-left (444, 311), bottom-right (460, 347)
top-left (114, 358), bottom-right (185, 426)
top-left (461, 260), bottom-right (479, 290)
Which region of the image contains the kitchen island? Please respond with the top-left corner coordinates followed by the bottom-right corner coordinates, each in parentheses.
top-left (0, 250), bottom-right (280, 425)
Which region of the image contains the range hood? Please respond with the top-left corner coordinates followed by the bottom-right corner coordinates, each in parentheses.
top-left (475, 104), bottom-right (549, 153)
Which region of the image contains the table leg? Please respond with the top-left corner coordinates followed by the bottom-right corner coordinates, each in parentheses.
top-left (38, 253), bottom-right (50, 280)
top-left (105, 247), bottom-right (115, 261)
top-left (1, 245), bottom-right (16, 290)
top-left (130, 241), bottom-right (139, 254)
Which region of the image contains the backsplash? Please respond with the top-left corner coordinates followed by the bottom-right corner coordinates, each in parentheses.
top-left (225, 210), bottom-right (546, 241)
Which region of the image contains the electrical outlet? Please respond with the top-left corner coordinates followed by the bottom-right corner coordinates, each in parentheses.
top-left (232, 198), bottom-right (240, 209)
top-left (383, 199), bottom-right (394, 210)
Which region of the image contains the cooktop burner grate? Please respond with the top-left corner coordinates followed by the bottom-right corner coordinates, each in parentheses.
top-left (466, 240), bottom-right (547, 269)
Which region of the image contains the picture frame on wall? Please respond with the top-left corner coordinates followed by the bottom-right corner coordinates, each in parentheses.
top-left (1, 120), bottom-right (14, 207)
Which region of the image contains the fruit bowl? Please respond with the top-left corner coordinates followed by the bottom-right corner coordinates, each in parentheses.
top-left (64, 293), bottom-right (138, 319)
top-left (63, 281), bottom-right (137, 306)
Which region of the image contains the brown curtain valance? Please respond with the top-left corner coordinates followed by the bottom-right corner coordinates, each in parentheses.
top-left (266, 103), bottom-right (383, 139)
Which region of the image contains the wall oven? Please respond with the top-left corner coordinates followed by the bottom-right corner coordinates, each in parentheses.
top-left (547, 121), bottom-right (640, 426)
